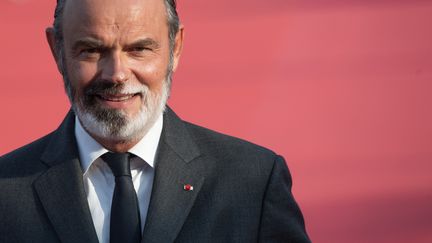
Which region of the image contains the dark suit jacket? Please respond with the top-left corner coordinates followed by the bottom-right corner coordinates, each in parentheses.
top-left (0, 107), bottom-right (311, 243)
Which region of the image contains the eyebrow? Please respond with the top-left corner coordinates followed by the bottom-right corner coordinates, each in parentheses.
top-left (72, 37), bottom-right (104, 50)
top-left (126, 38), bottom-right (160, 49)
top-left (71, 37), bottom-right (160, 50)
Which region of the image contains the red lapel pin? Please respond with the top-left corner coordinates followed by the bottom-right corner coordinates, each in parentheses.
top-left (183, 184), bottom-right (194, 191)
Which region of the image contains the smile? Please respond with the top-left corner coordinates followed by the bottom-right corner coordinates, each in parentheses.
top-left (94, 93), bottom-right (141, 110)
top-left (97, 93), bottom-right (139, 102)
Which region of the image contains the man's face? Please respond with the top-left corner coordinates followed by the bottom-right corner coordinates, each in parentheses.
top-left (48, 0), bottom-right (183, 143)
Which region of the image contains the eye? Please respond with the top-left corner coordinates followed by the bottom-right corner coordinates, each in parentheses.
top-left (131, 46), bottom-right (148, 52)
top-left (84, 48), bottom-right (100, 53)
top-left (81, 47), bottom-right (102, 55)
top-left (127, 46), bottom-right (152, 55)
top-left (78, 48), bottom-right (102, 60)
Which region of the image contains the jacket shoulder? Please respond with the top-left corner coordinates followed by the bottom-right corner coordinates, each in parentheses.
top-left (184, 121), bottom-right (280, 167)
top-left (0, 133), bottom-right (53, 175)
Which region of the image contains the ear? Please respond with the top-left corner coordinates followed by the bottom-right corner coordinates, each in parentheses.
top-left (171, 24), bottom-right (185, 72)
top-left (45, 27), bottom-right (63, 74)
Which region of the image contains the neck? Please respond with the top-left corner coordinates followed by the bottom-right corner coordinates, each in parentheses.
top-left (94, 137), bottom-right (141, 153)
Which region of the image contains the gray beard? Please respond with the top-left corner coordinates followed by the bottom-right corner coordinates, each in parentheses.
top-left (72, 80), bottom-right (170, 143)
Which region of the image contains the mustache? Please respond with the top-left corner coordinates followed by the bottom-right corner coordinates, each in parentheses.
top-left (84, 80), bottom-right (147, 96)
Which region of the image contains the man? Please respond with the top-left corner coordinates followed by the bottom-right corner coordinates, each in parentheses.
top-left (0, 0), bottom-right (311, 242)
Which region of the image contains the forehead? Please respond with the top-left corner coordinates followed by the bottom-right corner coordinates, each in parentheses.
top-left (62, 0), bottom-right (168, 39)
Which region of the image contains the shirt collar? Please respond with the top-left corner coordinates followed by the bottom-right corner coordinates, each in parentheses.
top-left (75, 114), bottom-right (163, 175)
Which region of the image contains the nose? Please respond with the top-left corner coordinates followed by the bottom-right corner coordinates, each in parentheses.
top-left (100, 51), bottom-right (130, 83)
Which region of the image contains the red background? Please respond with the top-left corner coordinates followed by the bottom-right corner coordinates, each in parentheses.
top-left (1, 1), bottom-right (431, 242)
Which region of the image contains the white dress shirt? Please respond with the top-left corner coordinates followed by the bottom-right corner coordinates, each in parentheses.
top-left (74, 115), bottom-right (163, 243)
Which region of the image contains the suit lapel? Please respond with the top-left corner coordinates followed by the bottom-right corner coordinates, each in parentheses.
top-left (142, 108), bottom-right (205, 243)
top-left (33, 108), bottom-right (204, 243)
top-left (34, 111), bottom-right (98, 243)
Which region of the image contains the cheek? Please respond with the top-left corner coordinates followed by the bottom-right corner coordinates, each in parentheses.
top-left (66, 61), bottom-right (98, 92)
top-left (132, 59), bottom-right (168, 90)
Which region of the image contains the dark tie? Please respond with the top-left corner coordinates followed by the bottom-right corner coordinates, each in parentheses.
top-left (101, 152), bottom-right (142, 243)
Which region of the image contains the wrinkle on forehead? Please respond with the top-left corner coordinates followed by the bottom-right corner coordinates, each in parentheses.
top-left (63, 0), bottom-right (165, 30)
top-left (62, 0), bottom-right (169, 47)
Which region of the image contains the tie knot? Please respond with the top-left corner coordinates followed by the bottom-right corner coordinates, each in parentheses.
top-left (101, 152), bottom-right (132, 177)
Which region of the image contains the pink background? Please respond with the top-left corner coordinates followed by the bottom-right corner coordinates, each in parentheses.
top-left (1, 1), bottom-right (431, 242)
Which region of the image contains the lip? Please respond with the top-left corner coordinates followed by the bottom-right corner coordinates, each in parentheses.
top-left (98, 93), bottom-right (136, 101)
top-left (96, 93), bottom-right (140, 109)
